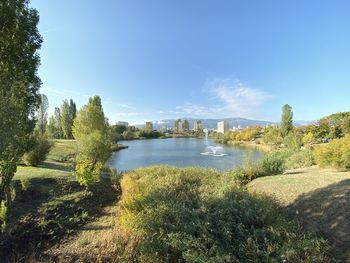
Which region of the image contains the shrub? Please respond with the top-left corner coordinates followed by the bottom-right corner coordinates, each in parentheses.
top-left (313, 135), bottom-right (350, 170)
top-left (20, 177), bottom-right (30, 191)
top-left (75, 158), bottom-right (103, 189)
top-left (285, 148), bottom-right (314, 169)
top-left (262, 126), bottom-right (283, 145)
top-left (0, 200), bottom-right (7, 232)
top-left (233, 151), bottom-right (287, 186)
top-left (110, 167), bottom-right (123, 187)
top-left (302, 132), bottom-right (316, 145)
top-left (260, 150), bottom-right (287, 175)
top-left (117, 166), bottom-right (332, 262)
top-left (23, 135), bottom-right (52, 166)
top-left (283, 132), bottom-right (302, 151)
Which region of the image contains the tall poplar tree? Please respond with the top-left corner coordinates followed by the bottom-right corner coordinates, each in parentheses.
top-left (36, 94), bottom-right (49, 135)
top-left (0, 0), bottom-right (42, 220)
top-left (280, 104), bottom-right (293, 138)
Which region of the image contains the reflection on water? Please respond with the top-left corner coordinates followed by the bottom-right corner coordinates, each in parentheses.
top-left (109, 138), bottom-right (263, 171)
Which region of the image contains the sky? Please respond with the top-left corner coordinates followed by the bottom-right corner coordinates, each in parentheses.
top-left (30, 0), bottom-right (350, 125)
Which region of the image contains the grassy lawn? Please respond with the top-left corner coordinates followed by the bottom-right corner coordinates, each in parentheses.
top-left (248, 166), bottom-right (350, 261)
top-left (46, 139), bottom-right (77, 164)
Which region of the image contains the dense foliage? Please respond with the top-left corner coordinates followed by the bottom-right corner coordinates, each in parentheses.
top-left (111, 125), bottom-right (164, 142)
top-left (313, 135), bottom-right (350, 170)
top-left (36, 94), bottom-right (49, 135)
top-left (73, 96), bottom-right (111, 189)
top-left (230, 151), bottom-right (287, 186)
top-left (75, 159), bottom-right (103, 188)
top-left (0, 0), bottom-right (42, 229)
top-left (23, 134), bottom-right (52, 166)
top-left (47, 99), bottom-right (77, 139)
top-left (73, 96), bottom-right (111, 164)
top-left (280, 104), bottom-right (293, 138)
top-left (118, 166), bottom-right (331, 262)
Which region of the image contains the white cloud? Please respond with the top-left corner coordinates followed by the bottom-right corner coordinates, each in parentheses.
top-left (119, 104), bottom-right (135, 109)
top-left (113, 112), bottom-right (139, 117)
top-left (175, 102), bottom-right (223, 117)
top-left (213, 81), bottom-right (271, 117)
top-left (176, 79), bottom-right (272, 118)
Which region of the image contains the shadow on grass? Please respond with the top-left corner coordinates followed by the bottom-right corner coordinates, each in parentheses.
top-left (0, 176), bottom-right (119, 262)
top-left (287, 179), bottom-right (350, 261)
top-left (39, 161), bottom-right (73, 172)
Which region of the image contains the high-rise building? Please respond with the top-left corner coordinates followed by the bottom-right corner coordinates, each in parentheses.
top-left (174, 119), bottom-right (182, 133)
top-left (116, 121), bottom-right (128, 127)
top-left (217, 120), bottom-right (229, 134)
top-left (182, 120), bottom-right (190, 132)
top-left (194, 120), bottom-right (203, 131)
top-left (145, 121), bottom-right (153, 130)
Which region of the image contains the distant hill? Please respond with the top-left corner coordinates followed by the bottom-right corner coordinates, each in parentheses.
top-left (135, 117), bottom-right (279, 130)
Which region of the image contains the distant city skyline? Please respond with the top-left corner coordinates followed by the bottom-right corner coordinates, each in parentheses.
top-left (31, 0), bottom-right (350, 124)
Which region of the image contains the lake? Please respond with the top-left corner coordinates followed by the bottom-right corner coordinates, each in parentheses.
top-left (109, 138), bottom-right (264, 171)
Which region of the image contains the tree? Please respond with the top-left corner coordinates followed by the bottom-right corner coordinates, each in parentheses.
top-left (0, 0), bottom-right (42, 228)
top-left (54, 107), bottom-right (63, 138)
top-left (262, 126), bottom-right (283, 145)
top-left (114, 124), bottom-right (127, 134)
top-left (60, 99), bottom-right (76, 139)
top-left (73, 96), bottom-right (111, 188)
top-left (36, 94), bottom-right (49, 135)
top-left (280, 104), bottom-right (293, 138)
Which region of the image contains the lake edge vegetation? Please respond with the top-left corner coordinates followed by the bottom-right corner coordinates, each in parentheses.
top-left (1, 1), bottom-right (350, 262)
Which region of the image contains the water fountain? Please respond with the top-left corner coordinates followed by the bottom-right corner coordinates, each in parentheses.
top-left (200, 128), bottom-right (227, 156)
top-left (200, 145), bottom-right (227, 157)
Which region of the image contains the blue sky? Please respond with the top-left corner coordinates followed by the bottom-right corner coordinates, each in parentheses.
top-left (31, 0), bottom-right (350, 124)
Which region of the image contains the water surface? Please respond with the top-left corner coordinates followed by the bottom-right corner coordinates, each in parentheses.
top-left (109, 138), bottom-right (263, 171)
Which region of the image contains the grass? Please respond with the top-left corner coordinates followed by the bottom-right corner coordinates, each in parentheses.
top-left (248, 166), bottom-right (350, 261)
top-left (115, 165), bottom-right (332, 262)
top-left (1, 140), bottom-right (120, 262)
top-left (46, 139), bottom-right (77, 164)
top-left (2, 139), bottom-right (348, 262)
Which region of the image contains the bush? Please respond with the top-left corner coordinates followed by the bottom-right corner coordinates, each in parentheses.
top-left (117, 166), bottom-right (332, 262)
top-left (283, 132), bottom-right (302, 151)
top-left (232, 151), bottom-right (287, 186)
top-left (20, 177), bottom-right (30, 191)
top-left (23, 135), bottom-right (52, 166)
top-left (285, 148), bottom-right (314, 169)
top-left (110, 167), bottom-right (123, 187)
top-left (313, 135), bottom-right (350, 170)
top-left (75, 158), bottom-right (103, 189)
top-left (0, 200), bottom-right (7, 232)
top-left (262, 126), bottom-right (283, 145)
top-left (260, 150), bottom-right (287, 175)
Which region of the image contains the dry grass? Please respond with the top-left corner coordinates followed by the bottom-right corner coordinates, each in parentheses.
top-left (248, 166), bottom-right (350, 261)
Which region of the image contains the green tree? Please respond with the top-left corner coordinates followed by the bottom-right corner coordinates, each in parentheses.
top-left (262, 126), bottom-right (283, 145)
top-left (280, 104), bottom-right (293, 138)
top-left (54, 107), bottom-right (63, 138)
top-left (36, 94), bottom-right (49, 135)
top-left (73, 96), bottom-right (111, 188)
top-left (46, 116), bottom-right (56, 138)
top-left (61, 100), bottom-right (71, 139)
top-left (60, 99), bottom-right (76, 139)
top-left (0, 0), bottom-right (42, 228)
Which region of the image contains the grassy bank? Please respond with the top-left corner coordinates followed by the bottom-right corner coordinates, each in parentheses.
top-left (0, 140), bottom-right (120, 262)
top-left (248, 166), bottom-right (350, 261)
top-left (116, 166), bottom-right (331, 262)
top-left (1, 139), bottom-right (346, 262)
